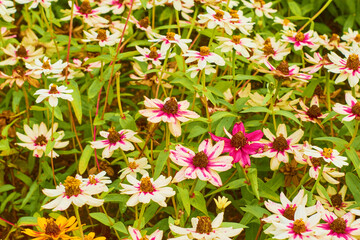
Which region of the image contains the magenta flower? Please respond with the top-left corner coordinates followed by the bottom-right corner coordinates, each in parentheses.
top-left (209, 122), bottom-right (263, 168)
top-left (333, 93), bottom-right (360, 121)
top-left (282, 30), bottom-right (318, 51)
top-left (169, 139), bottom-right (233, 187)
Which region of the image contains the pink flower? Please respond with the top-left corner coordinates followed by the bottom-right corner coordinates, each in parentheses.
top-left (183, 46), bottom-right (225, 70)
top-left (293, 96), bottom-right (328, 123)
top-left (128, 226), bottom-right (163, 240)
top-left (170, 139), bottom-right (233, 187)
top-left (333, 93), bottom-right (360, 121)
top-left (302, 52), bottom-right (332, 74)
top-left (139, 97), bottom-right (200, 137)
top-left (209, 122), bottom-right (263, 168)
top-left (282, 30), bottom-right (318, 51)
top-left (262, 60), bottom-right (312, 82)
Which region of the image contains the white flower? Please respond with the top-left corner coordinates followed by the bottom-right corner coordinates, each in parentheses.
top-left (16, 122), bottom-right (69, 158)
top-left (0, 44), bottom-right (43, 66)
top-left (342, 28), bottom-right (360, 45)
top-left (118, 157), bottom-right (151, 179)
top-left (250, 35), bottom-right (290, 63)
top-left (183, 46), bottom-right (225, 70)
top-left (217, 35), bottom-right (255, 57)
top-left (169, 212), bottom-right (243, 239)
top-left (304, 145), bottom-right (348, 168)
top-left (274, 17), bottom-right (296, 31)
top-left (134, 46), bottom-right (174, 66)
top-left (34, 83), bottom-right (74, 107)
top-left (120, 173), bottom-right (175, 207)
top-left (90, 127), bottom-right (141, 159)
top-left (128, 226), bottom-right (163, 240)
top-left (187, 64), bottom-right (216, 78)
top-left (82, 29), bottom-right (120, 47)
top-left (15, 0), bottom-right (57, 9)
top-left (42, 175), bottom-right (104, 211)
top-left (149, 32), bottom-right (192, 53)
top-left (229, 9), bottom-right (254, 35)
top-left (25, 57), bottom-right (67, 76)
top-left (242, 0), bottom-right (276, 19)
top-left (198, 7), bottom-right (234, 35)
top-left (82, 171), bottom-right (112, 195)
top-left (0, 0), bottom-right (16, 22)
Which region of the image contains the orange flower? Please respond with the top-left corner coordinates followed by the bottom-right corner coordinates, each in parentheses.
top-left (23, 215), bottom-right (78, 239)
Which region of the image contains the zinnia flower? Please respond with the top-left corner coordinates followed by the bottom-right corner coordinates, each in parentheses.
top-left (139, 96), bottom-right (200, 137)
top-left (90, 127), bottom-right (141, 158)
top-left (333, 92), bottom-right (360, 121)
top-left (170, 139), bottom-right (233, 187)
top-left (118, 157), bottom-right (151, 179)
top-left (23, 215), bottom-right (78, 240)
top-left (210, 122), bottom-right (263, 168)
top-left (304, 145), bottom-right (348, 168)
top-left (183, 46), bottom-right (225, 70)
top-left (128, 226), bottom-right (163, 240)
top-left (120, 173), bottom-right (175, 207)
top-left (34, 83), bottom-right (74, 107)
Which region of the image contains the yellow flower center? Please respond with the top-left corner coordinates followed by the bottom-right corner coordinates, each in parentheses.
top-left (322, 148), bottom-right (333, 158)
top-left (195, 216), bottom-right (213, 234)
top-left (232, 35), bottom-right (241, 44)
top-left (355, 34), bottom-right (360, 42)
top-left (229, 9), bottom-right (239, 19)
top-left (79, 0), bottom-right (92, 14)
top-left (42, 60), bottom-right (51, 69)
top-left (199, 46), bottom-right (210, 56)
top-left (49, 85), bottom-right (59, 94)
top-left (107, 127), bottom-right (122, 144)
top-left (148, 47), bottom-right (159, 59)
top-left (128, 161), bottom-right (138, 169)
top-left (282, 205), bottom-right (296, 220)
top-left (295, 32), bottom-right (305, 42)
top-left (292, 219), bottom-right (306, 234)
top-left (283, 18), bottom-right (290, 25)
top-left (330, 218), bottom-right (346, 233)
top-left (166, 32), bottom-right (176, 41)
top-left (45, 218), bottom-right (61, 237)
top-left (35, 134), bottom-right (48, 146)
top-left (140, 177), bottom-right (154, 193)
top-left (96, 29), bottom-right (107, 41)
top-left (346, 54), bottom-right (360, 71)
top-left (214, 10), bottom-right (224, 20)
top-left (64, 176), bottom-right (82, 197)
top-left (88, 175), bottom-right (98, 185)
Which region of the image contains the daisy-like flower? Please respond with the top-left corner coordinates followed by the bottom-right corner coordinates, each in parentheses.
top-left (82, 171), bottom-right (111, 195)
top-left (120, 173), bottom-right (175, 207)
top-left (217, 35), bottom-right (255, 57)
top-left (293, 96), bottom-right (328, 124)
top-left (214, 196), bottom-right (231, 212)
top-left (100, 0), bottom-right (126, 14)
top-left (139, 96), bottom-right (200, 137)
top-left (90, 127), bottom-right (141, 159)
top-left (0, 44), bottom-right (43, 66)
top-left (82, 232), bottom-right (106, 240)
top-left (198, 7), bottom-right (233, 35)
top-left (305, 145), bottom-right (348, 168)
top-left (268, 206), bottom-right (321, 240)
top-left (129, 62), bottom-right (172, 88)
top-left (325, 44), bottom-right (360, 87)
top-left (170, 139), bottom-right (233, 187)
top-left (42, 175), bottom-right (105, 211)
top-left (315, 210), bottom-right (360, 239)
top-left (23, 215), bottom-right (78, 240)
top-left (302, 52), bottom-right (332, 74)
top-left (118, 157), bottom-right (151, 179)
top-left (134, 46), bottom-right (173, 66)
top-left (0, 66), bottom-right (40, 89)
top-left (254, 124), bottom-right (304, 170)
top-left (169, 212), bottom-right (243, 240)
top-left (242, 0), bottom-right (276, 19)
top-left (149, 32), bottom-right (192, 53)
top-left (34, 83), bottom-right (74, 107)
top-left (129, 16), bottom-right (156, 39)
top-left (183, 46), bottom-right (225, 70)
top-left (82, 29), bottom-right (120, 47)
top-left (282, 30), bottom-right (318, 51)
top-left (250, 35), bottom-right (291, 63)
top-left (187, 64), bottom-right (217, 78)
top-left (342, 28), bottom-right (360, 45)
top-left (333, 92), bottom-right (360, 121)
top-left (25, 57), bottom-right (67, 76)
top-left (315, 185), bottom-right (353, 217)
top-left (128, 226), bottom-right (163, 240)
top-left (16, 122), bottom-right (69, 158)
top-left (274, 17), bottom-right (296, 31)
top-left (263, 190), bottom-right (316, 226)
top-left (15, 0), bottom-right (57, 9)
top-left (62, 0), bottom-right (109, 27)
top-left (261, 60), bottom-right (312, 82)
top-left (209, 122), bottom-right (263, 168)
top-left (229, 9), bottom-right (254, 35)
top-left (0, 0), bottom-right (16, 22)
top-left (315, 33), bottom-right (347, 51)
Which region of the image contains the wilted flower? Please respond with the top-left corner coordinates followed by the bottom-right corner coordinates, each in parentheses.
top-left (302, 52), bottom-right (332, 73)
top-left (262, 60), bottom-right (312, 82)
top-left (120, 173), bottom-right (175, 207)
top-left (16, 122), bottom-right (69, 158)
top-left (170, 139), bottom-right (233, 187)
top-left (0, 66), bottom-right (40, 89)
top-left (0, 44), bottom-right (43, 66)
top-left (34, 83), bottom-right (74, 107)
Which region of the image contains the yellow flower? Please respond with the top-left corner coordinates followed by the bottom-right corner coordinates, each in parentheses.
top-left (214, 196), bottom-right (232, 212)
top-left (23, 215), bottom-right (78, 239)
top-left (83, 232), bottom-right (106, 240)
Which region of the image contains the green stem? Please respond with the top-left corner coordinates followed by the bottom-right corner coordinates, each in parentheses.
top-left (288, 172), bottom-right (309, 199)
top-left (101, 204), bottom-right (121, 240)
top-left (189, 178), bottom-right (198, 197)
top-left (342, 121), bottom-right (359, 154)
top-left (120, 149), bottom-right (129, 165)
top-left (175, 9), bottom-right (181, 35)
top-left (116, 72), bottom-right (125, 118)
top-left (236, 162), bottom-right (250, 183)
top-left (326, 72), bottom-right (331, 111)
top-left (155, 48), bottom-right (171, 98)
top-left (208, 28), bottom-right (217, 48)
top-left (262, 80), bottom-right (280, 128)
top-left (186, 6), bottom-right (199, 39)
top-left (232, 49), bottom-right (236, 81)
top-left (74, 205), bottom-right (84, 239)
top-left (136, 203), bottom-right (147, 229)
top-left (50, 107), bottom-right (57, 186)
top-left (298, 0), bottom-right (333, 32)
top-left (309, 124), bottom-right (315, 144)
top-left (311, 165), bottom-right (324, 194)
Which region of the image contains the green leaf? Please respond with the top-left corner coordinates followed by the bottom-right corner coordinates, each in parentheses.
top-left (78, 145), bottom-right (93, 175)
top-left (205, 179), bottom-right (246, 197)
top-left (187, 125), bottom-right (208, 139)
top-left (119, 113), bottom-right (137, 131)
top-left (288, 1), bottom-right (302, 16)
top-left (20, 181), bottom-right (38, 209)
top-left (240, 205), bottom-right (270, 219)
top-left (274, 110), bottom-right (301, 125)
top-left (112, 222), bottom-right (127, 234)
top-left (346, 148), bottom-right (360, 177)
top-left (241, 106), bottom-right (271, 114)
top-left (190, 191), bottom-right (208, 215)
top-left (313, 137), bottom-right (347, 149)
top-left (17, 217), bottom-right (37, 226)
top-left (88, 79), bottom-right (105, 99)
top-left (345, 172), bottom-right (360, 203)
top-left (247, 168), bottom-right (259, 200)
top-left (210, 112), bottom-right (237, 122)
top-left (69, 80), bottom-right (83, 124)
top-left (0, 184), bottom-right (15, 193)
top-left (153, 151), bottom-right (170, 179)
top-left (176, 186), bottom-right (191, 216)
top-left (316, 183), bottom-right (332, 206)
top-left (90, 212), bottom-right (114, 226)
top-left (104, 194), bottom-right (129, 203)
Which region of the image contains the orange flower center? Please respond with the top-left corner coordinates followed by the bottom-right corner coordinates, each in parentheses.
top-left (283, 18), bottom-right (290, 25)
top-left (49, 85), bottom-right (59, 94)
top-left (128, 161), bottom-right (138, 169)
top-left (16, 45), bottom-right (28, 58)
top-left (148, 47), bottom-right (159, 59)
top-left (140, 177), bottom-right (154, 193)
top-left (199, 46), bottom-right (210, 56)
top-left (107, 127), bottom-right (122, 144)
top-left (45, 218), bottom-right (61, 237)
top-left (88, 176), bottom-right (98, 185)
top-left (330, 218), bottom-right (346, 233)
top-left (35, 134), bottom-right (48, 146)
top-left (166, 32), bottom-right (176, 41)
top-left (232, 35), bottom-right (241, 44)
top-left (79, 0), bottom-right (92, 14)
top-left (214, 10), bottom-right (224, 20)
top-left (42, 60), bottom-right (51, 69)
top-left (139, 17), bottom-right (149, 28)
top-left (355, 34), bottom-right (360, 42)
top-left (346, 54), bottom-right (360, 71)
top-left (295, 32), bottom-right (305, 42)
top-left (322, 148), bottom-right (333, 158)
top-left (283, 205), bottom-right (297, 220)
top-left (64, 176), bottom-right (82, 197)
top-left (195, 216), bottom-right (213, 234)
top-left (292, 219), bottom-right (306, 234)
top-left (97, 29), bottom-right (107, 41)
top-left (352, 102), bottom-right (360, 115)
